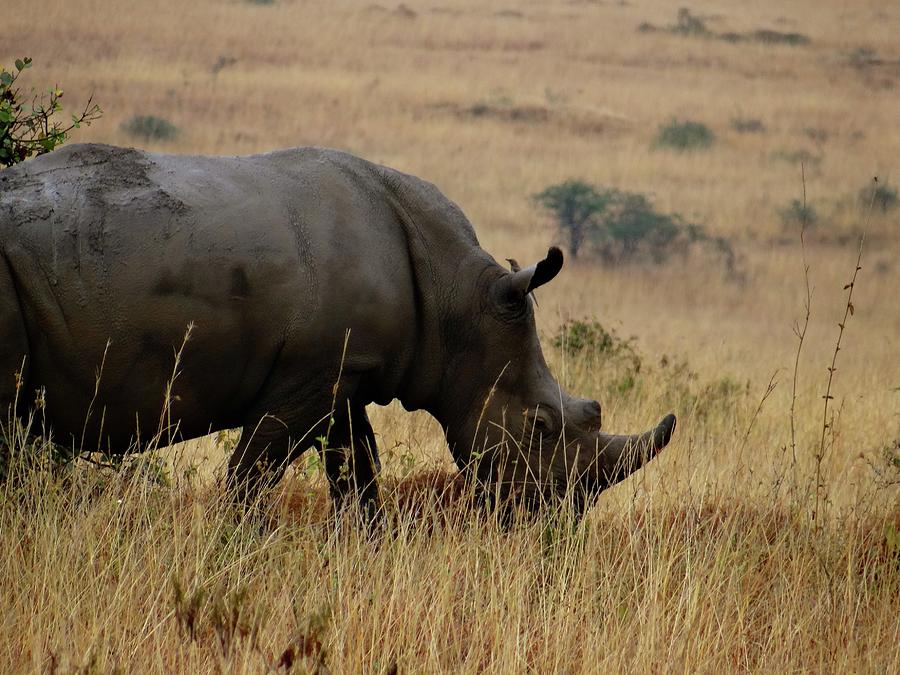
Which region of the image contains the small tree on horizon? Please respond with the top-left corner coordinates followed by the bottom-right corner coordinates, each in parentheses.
top-left (533, 180), bottom-right (617, 259)
top-left (534, 179), bottom-right (739, 276)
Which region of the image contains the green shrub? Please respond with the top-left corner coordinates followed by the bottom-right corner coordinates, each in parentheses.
top-left (653, 119), bottom-right (715, 151)
top-left (780, 199), bottom-right (819, 229)
top-left (0, 57), bottom-right (102, 167)
top-left (860, 181), bottom-right (898, 213)
top-left (751, 29), bottom-right (809, 46)
top-left (730, 117), bottom-right (766, 133)
top-left (533, 181), bottom-right (619, 259)
top-left (588, 192), bottom-right (683, 264)
top-left (551, 320), bottom-right (749, 418)
top-left (121, 114), bottom-right (179, 141)
top-left (553, 320), bottom-right (640, 364)
top-left (673, 8), bottom-right (710, 36)
top-left (803, 127), bottom-right (828, 144)
top-left (636, 9), bottom-right (809, 48)
top-left (552, 320), bottom-right (642, 397)
top-left (772, 149), bottom-right (822, 167)
top-left (847, 48), bottom-right (880, 68)
top-left (534, 180), bottom-right (737, 271)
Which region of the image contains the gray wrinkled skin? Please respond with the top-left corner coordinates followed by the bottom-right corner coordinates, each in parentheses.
top-left (0, 144), bottom-right (675, 514)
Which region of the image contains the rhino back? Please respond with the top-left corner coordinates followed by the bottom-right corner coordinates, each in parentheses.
top-left (0, 144), bottom-right (418, 443)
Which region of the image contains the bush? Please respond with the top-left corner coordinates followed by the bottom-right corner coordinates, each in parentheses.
top-left (804, 127), bottom-right (828, 144)
top-left (673, 8), bottom-right (710, 36)
top-left (552, 319), bottom-right (640, 366)
top-left (0, 57), bottom-right (102, 167)
top-left (772, 149), bottom-right (822, 168)
top-left (730, 117), bottom-right (766, 133)
top-left (751, 29), bottom-right (809, 46)
top-left (636, 9), bottom-right (809, 48)
top-left (847, 48), bottom-right (881, 68)
top-left (121, 114), bottom-right (179, 141)
top-left (534, 180), bottom-right (736, 270)
top-left (780, 199), bottom-right (819, 229)
top-left (588, 192), bottom-right (684, 264)
top-left (533, 181), bottom-right (619, 259)
top-left (552, 320), bottom-right (642, 396)
top-left (860, 181), bottom-right (898, 213)
top-left (653, 119), bottom-right (715, 151)
top-left (551, 319), bottom-right (749, 415)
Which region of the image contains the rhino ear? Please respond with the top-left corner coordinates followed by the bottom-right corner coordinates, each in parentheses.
top-left (508, 247), bottom-right (564, 297)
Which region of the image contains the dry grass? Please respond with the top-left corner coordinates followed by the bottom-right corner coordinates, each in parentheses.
top-left (2, 0), bottom-right (900, 671)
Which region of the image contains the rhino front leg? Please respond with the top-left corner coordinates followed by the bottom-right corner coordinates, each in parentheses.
top-left (322, 402), bottom-right (381, 525)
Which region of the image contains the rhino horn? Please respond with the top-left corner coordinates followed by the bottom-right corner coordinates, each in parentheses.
top-left (595, 414), bottom-right (676, 487)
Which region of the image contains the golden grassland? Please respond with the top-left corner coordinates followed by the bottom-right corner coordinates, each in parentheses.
top-left (2, 0), bottom-right (899, 671)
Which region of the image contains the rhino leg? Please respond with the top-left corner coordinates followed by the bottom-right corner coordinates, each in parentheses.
top-left (322, 401), bottom-right (381, 525)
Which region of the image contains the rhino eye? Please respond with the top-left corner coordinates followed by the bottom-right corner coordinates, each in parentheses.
top-left (526, 410), bottom-right (555, 435)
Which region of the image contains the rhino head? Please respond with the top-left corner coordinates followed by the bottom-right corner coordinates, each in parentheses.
top-left (434, 247), bottom-right (676, 512)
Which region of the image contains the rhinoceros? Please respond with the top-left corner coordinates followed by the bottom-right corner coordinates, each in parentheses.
top-left (0, 143), bottom-right (675, 513)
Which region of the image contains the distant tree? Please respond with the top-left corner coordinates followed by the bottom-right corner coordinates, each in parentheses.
top-left (535, 179), bottom-right (739, 276)
top-left (0, 57), bottom-right (102, 168)
top-left (533, 180), bottom-right (617, 259)
top-left (860, 180), bottom-right (897, 213)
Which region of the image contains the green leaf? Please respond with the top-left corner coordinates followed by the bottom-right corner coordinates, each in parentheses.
top-left (0, 72), bottom-right (13, 87)
top-left (14, 59), bottom-right (24, 71)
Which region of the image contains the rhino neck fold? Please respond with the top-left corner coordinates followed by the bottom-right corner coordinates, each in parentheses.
top-left (377, 166), bottom-right (486, 432)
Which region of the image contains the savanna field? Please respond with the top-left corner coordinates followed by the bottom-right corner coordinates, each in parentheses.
top-left (2, 0), bottom-right (899, 671)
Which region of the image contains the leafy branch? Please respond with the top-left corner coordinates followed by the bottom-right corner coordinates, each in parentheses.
top-left (1, 57), bottom-right (102, 167)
